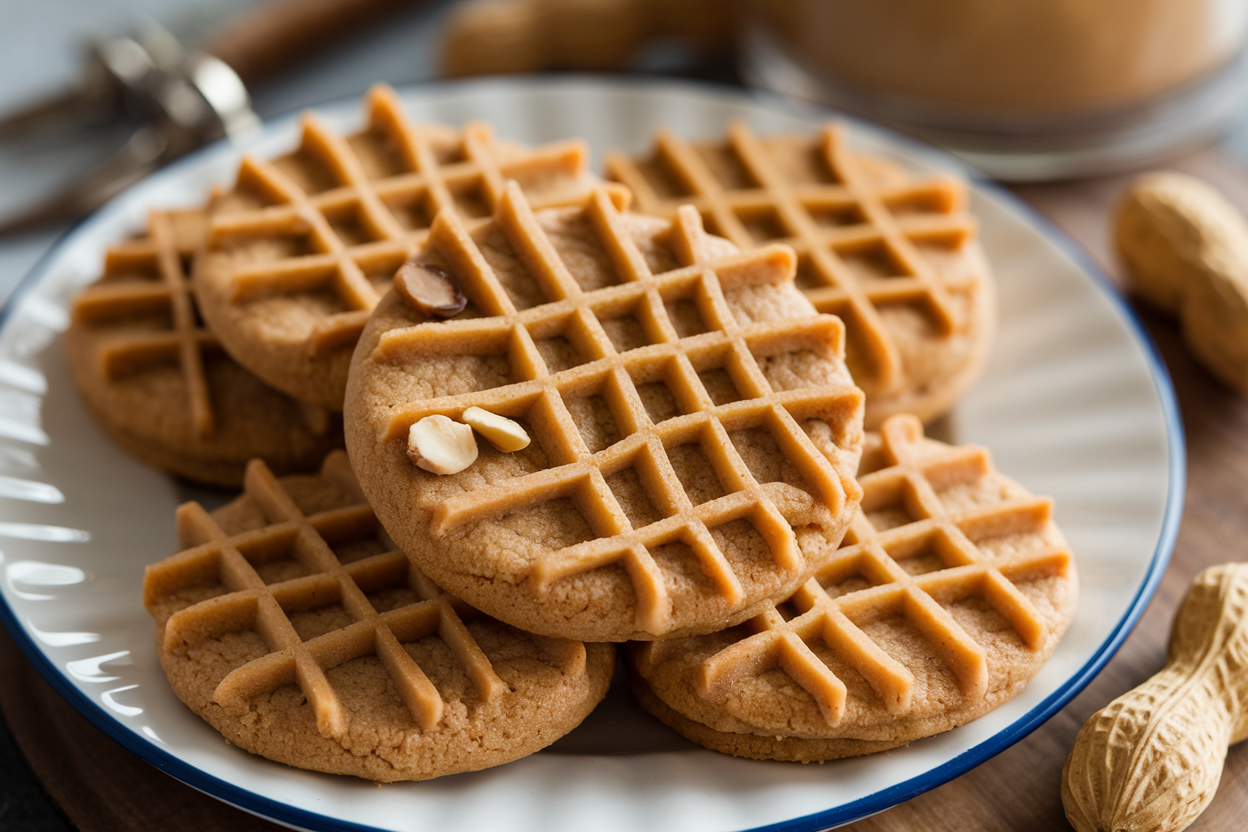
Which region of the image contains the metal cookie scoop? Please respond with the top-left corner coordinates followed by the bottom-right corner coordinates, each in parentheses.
top-left (0, 22), bottom-right (258, 236)
top-left (0, 0), bottom-right (417, 236)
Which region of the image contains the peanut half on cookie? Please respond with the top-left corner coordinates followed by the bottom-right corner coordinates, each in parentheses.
top-left (143, 451), bottom-right (614, 781)
top-left (194, 83), bottom-right (623, 411)
top-left (344, 181), bottom-right (866, 643)
top-left (608, 124), bottom-right (996, 428)
top-left (628, 415), bottom-right (1077, 762)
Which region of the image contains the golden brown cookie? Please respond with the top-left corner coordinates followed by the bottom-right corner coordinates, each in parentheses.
top-left (607, 124), bottom-right (996, 428)
top-left (66, 209), bottom-right (342, 488)
top-left (193, 83), bottom-right (623, 410)
top-left (344, 181), bottom-right (865, 643)
top-left (628, 414), bottom-right (1077, 762)
top-left (143, 451), bottom-right (615, 781)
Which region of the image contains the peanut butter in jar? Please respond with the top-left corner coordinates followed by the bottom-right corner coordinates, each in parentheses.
top-left (742, 0), bottom-right (1248, 178)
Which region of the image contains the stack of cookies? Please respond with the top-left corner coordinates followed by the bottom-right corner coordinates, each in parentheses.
top-left (68, 84), bottom-right (1077, 781)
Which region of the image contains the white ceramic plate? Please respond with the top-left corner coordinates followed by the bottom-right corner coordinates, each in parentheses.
top-left (0, 78), bottom-right (1182, 831)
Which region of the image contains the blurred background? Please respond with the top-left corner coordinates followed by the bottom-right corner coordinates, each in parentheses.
top-left (7, 0), bottom-right (1248, 300)
top-left (0, 0), bottom-right (450, 299)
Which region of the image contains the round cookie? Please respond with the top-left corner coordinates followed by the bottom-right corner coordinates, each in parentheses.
top-left (66, 209), bottom-right (342, 488)
top-left (194, 83), bottom-right (622, 410)
top-left (627, 414), bottom-right (1078, 762)
top-left (629, 671), bottom-right (903, 762)
top-left (606, 123), bottom-right (996, 428)
top-left (143, 451), bottom-right (615, 781)
top-left (345, 181), bottom-right (865, 642)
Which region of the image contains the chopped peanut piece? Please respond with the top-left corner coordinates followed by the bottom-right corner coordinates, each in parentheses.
top-left (407, 415), bottom-right (478, 475)
top-left (462, 406), bottom-right (531, 452)
top-left (394, 262), bottom-right (467, 319)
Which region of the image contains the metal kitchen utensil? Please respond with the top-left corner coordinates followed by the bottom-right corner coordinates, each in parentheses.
top-left (0, 0), bottom-right (416, 236)
top-left (0, 22), bottom-right (257, 236)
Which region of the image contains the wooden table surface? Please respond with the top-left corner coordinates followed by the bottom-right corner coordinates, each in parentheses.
top-left (3, 145), bottom-right (1248, 832)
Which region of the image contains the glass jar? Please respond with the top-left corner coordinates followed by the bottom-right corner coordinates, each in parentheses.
top-left (740, 0), bottom-right (1248, 180)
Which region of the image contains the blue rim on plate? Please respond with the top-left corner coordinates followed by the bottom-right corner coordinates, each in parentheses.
top-left (0, 76), bottom-right (1183, 832)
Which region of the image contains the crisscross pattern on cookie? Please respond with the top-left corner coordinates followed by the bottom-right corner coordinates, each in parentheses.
top-left (692, 414), bottom-right (1073, 728)
top-left (370, 183), bottom-right (863, 634)
top-left (143, 454), bottom-right (539, 739)
top-left (70, 210), bottom-right (218, 435)
top-left (607, 124), bottom-right (978, 396)
top-left (207, 84), bottom-right (618, 355)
